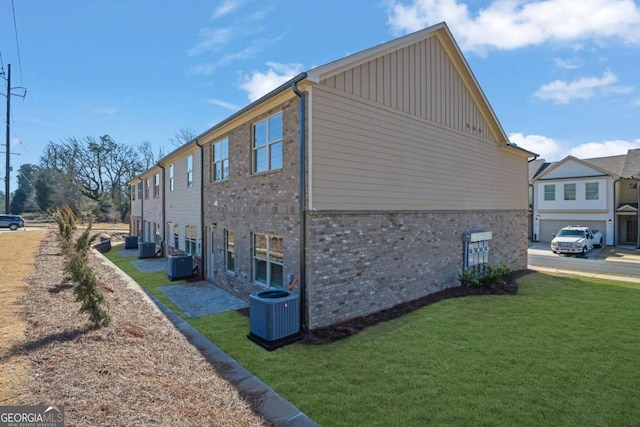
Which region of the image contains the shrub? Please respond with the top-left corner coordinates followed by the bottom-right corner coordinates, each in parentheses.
top-left (458, 264), bottom-right (511, 289)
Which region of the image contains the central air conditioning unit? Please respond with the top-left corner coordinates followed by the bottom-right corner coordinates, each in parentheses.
top-left (124, 235), bottom-right (138, 249)
top-left (138, 242), bottom-right (156, 259)
top-left (167, 254), bottom-right (193, 280)
top-left (248, 290), bottom-right (301, 351)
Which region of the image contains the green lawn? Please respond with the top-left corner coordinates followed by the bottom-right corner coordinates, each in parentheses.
top-left (105, 248), bottom-right (640, 426)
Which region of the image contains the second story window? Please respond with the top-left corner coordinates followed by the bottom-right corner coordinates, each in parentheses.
top-left (212, 138), bottom-right (229, 182)
top-left (153, 173), bottom-right (160, 198)
top-left (131, 184), bottom-right (136, 201)
top-left (585, 182), bottom-right (599, 200)
top-left (544, 184), bottom-right (555, 201)
top-left (138, 181), bottom-right (143, 199)
top-left (253, 112), bottom-right (282, 174)
top-left (169, 164), bottom-right (175, 191)
top-left (564, 183), bottom-right (576, 201)
top-left (187, 155), bottom-right (193, 188)
top-left (145, 179), bottom-right (150, 199)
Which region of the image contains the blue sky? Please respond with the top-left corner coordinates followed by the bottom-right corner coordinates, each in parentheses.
top-left (1, 0), bottom-right (639, 189)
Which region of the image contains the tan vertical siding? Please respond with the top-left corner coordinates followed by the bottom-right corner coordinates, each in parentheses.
top-left (320, 35), bottom-right (495, 143)
top-left (310, 86), bottom-right (527, 211)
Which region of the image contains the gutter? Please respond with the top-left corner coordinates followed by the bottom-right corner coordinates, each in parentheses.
top-left (291, 77), bottom-right (308, 333)
top-left (195, 139), bottom-right (205, 278)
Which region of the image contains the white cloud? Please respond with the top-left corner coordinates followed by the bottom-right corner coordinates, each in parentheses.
top-left (206, 98), bottom-right (241, 111)
top-left (189, 28), bottom-right (233, 56)
top-left (387, 0), bottom-right (640, 53)
top-left (534, 70), bottom-right (632, 104)
top-left (240, 62), bottom-right (304, 102)
top-left (509, 132), bottom-right (562, 159)
top-left (90, 107), bottom-right (116, 115)
top-left (510, 132), bottom-right (640, 161)
top-left (554, 57), bottom-right (582, 70)
top-left (567, 139), bottom-right (640, 159)
top-left (213, 0), bottom-right (243, 19)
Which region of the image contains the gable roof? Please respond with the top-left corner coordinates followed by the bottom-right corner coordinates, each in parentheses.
top-left (532, 149), bottom-right (640, 182)
top-left (528, 159), bottom-right (551, 182)
top-left (534, 155), bottom-right (617, 180)
top-left (307, 22), bottom-right (535, 158)
top-left (619, 149), bottom-right (640, 178)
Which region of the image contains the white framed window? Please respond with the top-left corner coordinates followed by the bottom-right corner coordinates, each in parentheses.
top-left (225, 229), bottom-right (235, 272)
top-left (137, 181), bottom-right (143, 199)
top-left (145, 179), bottom-right (150, 199)
top-left (153, 173), bottom-right (160, 198)
top-left (131, 184), bottom-right (136, 201)
top-left (212, 138), bottom-right (229, 182)
top-left (185, 225), bottom-right (197, 255)
top-left (169, 164), bottom-right (174, 192)
top-left (564, 183), bottom-right (576, 201)
top-left (154, 223), bottom-right (160, 244)
top-left (544, 184), bottom-right (555, 201)
top-left (253, 233), bottom-right (283, 287)
top-left (585, 182), bottom-right (599, 200)
top-left (173, 224), bottom-right (179, 249)
top-left (187, 155), bottom-right (193, 188)
top-left (253, 112), bottom-right (283, 174)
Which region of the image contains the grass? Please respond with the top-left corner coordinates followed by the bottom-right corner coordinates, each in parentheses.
top-left (105, 248), bottom-right (640, 426)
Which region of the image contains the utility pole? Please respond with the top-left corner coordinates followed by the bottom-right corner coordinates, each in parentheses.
top-left (2, 64), bottom-right (27, 214)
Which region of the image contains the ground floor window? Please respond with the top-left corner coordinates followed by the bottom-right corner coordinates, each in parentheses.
top-left (253, 233), bottom-right (283, 287)
top-left (173, 224), bottom-right (179, 249)
top-left (225, 229), bottom-right (235, 272)
top-left (154, 223), bottom-right (160, 244)
top-left (185, 225), bottom-right (197, 255)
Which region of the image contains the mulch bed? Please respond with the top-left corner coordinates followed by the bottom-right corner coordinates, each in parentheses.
top-left (299, 271), bottom-right (527, 345)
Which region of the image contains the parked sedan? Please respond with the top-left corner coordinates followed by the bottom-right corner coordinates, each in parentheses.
top-left (0, 214), bottom-right (25, 230)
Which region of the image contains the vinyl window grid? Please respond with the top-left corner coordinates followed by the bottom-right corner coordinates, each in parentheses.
top-left (225, 229), bottom-right (235, 272)
top-left (253, 233), bottom-right (284, 287)
top-left (144, 179), bottom-right (150, 199)
top-left (212, 138), bottom-right (229, 182)
top-left (169, 164), bottom-right (175, 192)
top-left (137, 181), bottom-right (143, 199)
top-left (252, 112), bottom-right (283, 174)
top-left (544, 184), bottom-right (555, 201)
top-left (187, 155), bottom-right (193, 188)
top-left (585, 182), bottom-right (599, 200)
top-left (185, 225), bottom-right (197, 255)
top-left (564, 183), bottom-right (576, 201)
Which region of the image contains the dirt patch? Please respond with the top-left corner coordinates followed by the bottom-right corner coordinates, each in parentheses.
top-left (8, 232), bottom-right (266, 426)
top-left (298, 272), bottom-right (524, 345)
top-left (0, 230), bottom-right (47, 404)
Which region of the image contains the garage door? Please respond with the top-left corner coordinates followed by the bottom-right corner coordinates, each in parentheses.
top-left (539, 220), bottom-right (607, 243)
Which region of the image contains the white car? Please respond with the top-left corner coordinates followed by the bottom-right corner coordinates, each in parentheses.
top-left (551, 226), bottom-right (603, 256)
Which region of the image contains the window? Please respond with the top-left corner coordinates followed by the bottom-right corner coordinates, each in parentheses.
top-left (564, 183), bottom-right (576, 201)
top-left (153, 173), bottom-right (160, 198)
top-left (137, 181), bottom-right (143, 199)
top-left (169, 164), bottom-right (174, 192)
top-left (253, 233), bottom-right (283, 287)
top-left (544, 184), bottom-right (555, 201)
top-left (145, 179), bottom-right (150, 199)
top-left (225, 229), bottom-right (235, 272)
top-left (187, 155), bottom-right (193, 188)
top-left (253, 113), bottom-right (283, 173)
top-left (131, 184), bottom-right (136, 201)
top-left (173, 224), bottom-right (179, 249)
top-left (212, 138), bottom-right (229, 182)
top-left (585, 182), bottom-right (599, 200)
top-left (185, 225), bottom-right (197, 255)
top-left (154, 223), bottom-right (160, 244)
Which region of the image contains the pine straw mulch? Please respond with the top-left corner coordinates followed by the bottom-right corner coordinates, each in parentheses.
top-left (11, 231), bottom-right (267, 426)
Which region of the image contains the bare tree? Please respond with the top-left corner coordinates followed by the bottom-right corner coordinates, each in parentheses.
top-left (169, 128), bottom-right (196, 148)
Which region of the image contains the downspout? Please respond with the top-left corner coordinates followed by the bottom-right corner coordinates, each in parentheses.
top-left (157, 163), bottom-right (166, 256)
top-left (138, 177), bottom-right (144, 240)
top-left (195, 139), bottom-right (205, 278)
top-left (292, 78), bottom-right (308, 332)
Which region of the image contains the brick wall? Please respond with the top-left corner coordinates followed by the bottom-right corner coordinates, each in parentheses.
top-left (305, 209), bottom-right (528, 328)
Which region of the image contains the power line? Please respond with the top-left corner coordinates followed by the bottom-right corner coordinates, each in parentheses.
top-left (10, 0), bottom-right (24, 85)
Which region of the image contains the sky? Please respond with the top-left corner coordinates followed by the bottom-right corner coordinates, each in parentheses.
top-left (1, 0), bottom-right (639, 190)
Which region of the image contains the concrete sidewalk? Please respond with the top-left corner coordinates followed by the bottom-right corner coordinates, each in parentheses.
top-left (529, 265), bottom-right (640, 284)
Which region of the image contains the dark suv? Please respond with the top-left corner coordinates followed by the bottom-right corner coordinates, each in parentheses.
top-left (0, 214), bottom-right (25, 230)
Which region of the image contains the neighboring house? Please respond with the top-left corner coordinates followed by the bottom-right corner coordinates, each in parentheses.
top-left (131, 22), bottom-right (533, 329)
top-left (129, 165), bottom-right (164, 246)
top-left (530, 149), bottom-right (640, 245)
top-left (159, 143), bottom-right (203, 270)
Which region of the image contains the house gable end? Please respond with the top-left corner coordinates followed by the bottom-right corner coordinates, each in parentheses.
top-left (536, 157), bottom-right (614, 180)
